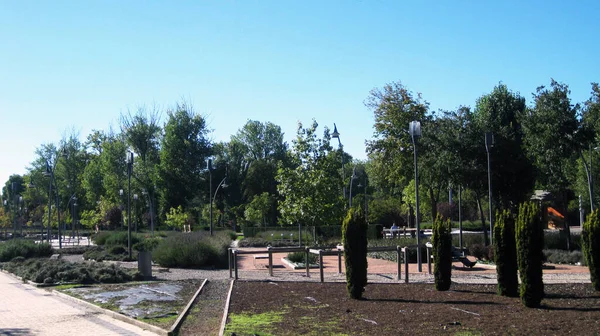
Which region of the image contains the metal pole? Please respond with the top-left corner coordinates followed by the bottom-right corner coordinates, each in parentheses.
top-left (47, 177), bottom-right (52, 242)
top-left (209, 168), bottom-right (213, 236)
top-left (487, 148), bottom-right (493, 246)
top-left (349, 167), bottom-right (355, 208)
top-left (12, 183), bottom-right (17, 238)
top-left (127, 158), bottom-right (132, 259)
top-left (414, 137), bottom-right (422, 272)
top-left (55, 182), bottom-right (62, 249)
top-left (590, 146), bottom-right (594, 213)
top-left (459, 185), bottom-right (463, 256)
top-left (580, 195), bottom-right (584, 228)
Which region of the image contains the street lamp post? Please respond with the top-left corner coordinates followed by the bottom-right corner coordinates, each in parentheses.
top-left (133, 194), bottom-right (138, 232)
top-left (12, 182), bottom-right (18, 238)
top-left (208, 159), bottom-right (213, 235)
top-left (126, 151), bottom-right (133, 259)
top-left (485, 132), bottom-right (494, 246)
top-left (119, 189), bottom-right (124, 228)
top-left (409, 120), bottom-right (422, 272)
top-left (213, 177), bottom-right (228, 230)
top-left (348, 167), bottom-right (356, 208)
top-left (331, 124), bottom-right (346, 200)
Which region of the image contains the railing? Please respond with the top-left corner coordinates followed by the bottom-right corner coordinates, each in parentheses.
top-left (228, 244), bottom-right (433, 283)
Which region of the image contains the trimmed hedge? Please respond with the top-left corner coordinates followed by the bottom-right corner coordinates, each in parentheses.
top-left (0, 240), bottom-right (53, 262)
top-left (342, 208), bottom-right (368, 300)
top-left (583, 209), bottom-right (600, 290)
top-left (286, 251), bottom-right (317, 264)
top-left (152, 231), bottom-right (232, 268)
top-left (432, 214), bottom-right (452, 291)
top-left (516, 202), bottom-right (545, 308)
top-left (494, 209), bottom-right (519, 297)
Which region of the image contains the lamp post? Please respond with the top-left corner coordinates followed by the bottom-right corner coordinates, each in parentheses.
top-left (133, 194), bottom-right (138, 232)
top-left (208, 159), bottom-right (213, 235)
top-left (485, 132), bottom-right (494, 246)
top-left (119, 189), bottom-right (124, 228)
top-left (358, 176), bottom-right (368, 223)
top-left (331, 124), bottom-right (346, 200)
top-left (409, 120), bottom-right (422, 272)
top-left (12, 182), bottom-right (18, 238)
top-left (348, 167), bottom-right (356, 208)
top-left (126, 151), bottom-right (133, 259)
top-left (213, 177), bottom-right (228, 230)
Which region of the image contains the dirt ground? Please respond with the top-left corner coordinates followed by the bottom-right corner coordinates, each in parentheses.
top-left (225, 281), bottom-right (600, 336)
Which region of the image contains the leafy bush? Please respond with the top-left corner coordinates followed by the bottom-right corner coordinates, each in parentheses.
top-left (104, 231), bottom-right (141, 247)
top-left (152, 231), bottom-right (233, 268)
top-left (342, 208), bottom-right (368, 300)
top-left (92, 231), bottom-right (112, 246)
top-left (494, 210), bottom-right (518, 297)
top-left (432, 214), bottom-right (452, 291)
top-left (469, 244), bottom-right (489, 260)
top-left (286, 251), bottom-right (317, 265)
top-left (0, 240), bottom-right (53, 262)
top-left (543, 249), bottom-right (584, 265)
top-left (83, 245), bottom-right (134, 262)
top-left (56, 246), bottom-right (95, 255)
top-left (2, 258), bottom-right (141, 284)
top-left (133, 237), bottom-right (161, 252)
top-left (583, 209), bottom-right (600, 290)
top-left (516, 202), bottom-right (544, 308)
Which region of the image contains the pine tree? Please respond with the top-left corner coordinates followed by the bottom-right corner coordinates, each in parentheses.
top-left (516, 202), bottom-right (544, 307)
top-left (342, 208), bottom-right (368, 299)
top-left (432, 214), bottom-right (452, 291)
top-left (494, 209), bottom-right (518, 297)
top-left (583, 209), bottom-right (600, 291)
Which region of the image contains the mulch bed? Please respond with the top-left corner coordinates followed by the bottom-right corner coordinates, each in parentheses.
top-left (226, 281), bottom-right (600, 335)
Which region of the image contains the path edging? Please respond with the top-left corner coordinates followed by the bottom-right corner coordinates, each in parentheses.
top-left (219, 279), bottom-right (235, 336)
top-left (168, 278), bottom-right (208, 334)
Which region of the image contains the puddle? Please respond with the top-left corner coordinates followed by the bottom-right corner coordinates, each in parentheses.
top-left (66, 283), bottom-right (183, 318)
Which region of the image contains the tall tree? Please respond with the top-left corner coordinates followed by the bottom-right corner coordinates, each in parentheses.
top-left (159, 102), bottom-right (211, 216)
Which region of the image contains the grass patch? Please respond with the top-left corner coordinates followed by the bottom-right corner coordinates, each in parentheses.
top-left (225, 311), bottom-right (286, 336)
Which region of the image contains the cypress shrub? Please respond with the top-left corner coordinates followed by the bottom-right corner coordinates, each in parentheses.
top-left (516, 202), bottom-right (545, 307)
top-left (494, 209), bottom-right (519, 297)
top-left (432, 214), bottom-right (452, 291)
top-left (342, 208), bottom-right (368, 299)
top-left (583, 209), bottom-right (600, 290)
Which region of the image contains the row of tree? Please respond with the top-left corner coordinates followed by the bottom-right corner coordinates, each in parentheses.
top-left (1, 79), bottom-right (599, 235)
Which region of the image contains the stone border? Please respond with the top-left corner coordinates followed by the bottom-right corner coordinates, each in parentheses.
top-left (281, 257), bottom-right (319, 270)
top-left (52, 289), bottom-right (169, 336)
top-left (218, 279), bottom-right (235, 336)
top-left (168, 278), bottom-right (208, 334)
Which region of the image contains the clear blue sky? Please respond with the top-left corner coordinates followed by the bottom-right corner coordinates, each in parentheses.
top-left (1, 0), bottom-right (599, 194)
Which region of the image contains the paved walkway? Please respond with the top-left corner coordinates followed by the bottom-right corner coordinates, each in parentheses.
top-left (0, 272), bottom-right (157, 336)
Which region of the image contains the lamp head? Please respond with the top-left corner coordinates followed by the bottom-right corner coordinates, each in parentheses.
top-left (409, 121), bottom-right (422, 138)
top-left (331, 123), bottom-right (340, 139)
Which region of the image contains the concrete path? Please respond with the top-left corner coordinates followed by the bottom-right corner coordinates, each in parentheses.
top-left (0, 272), bottom-right (157, 336)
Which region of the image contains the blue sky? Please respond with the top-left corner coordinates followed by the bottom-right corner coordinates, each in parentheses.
top-left (1, 0), bottom-right (599, 193)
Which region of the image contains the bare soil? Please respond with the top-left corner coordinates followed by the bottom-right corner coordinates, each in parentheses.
top-left (225, 281), bottom-right (600, 336)
top-left (177, 279), bottom-right (231, 336)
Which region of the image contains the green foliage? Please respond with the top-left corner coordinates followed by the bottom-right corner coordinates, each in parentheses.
top-left (2, 258), bottom-right (141, 284)
top-left (286, 251), bottom-right (317, 265)
top-left (83, 245), bottom-right (134, 262)
top-left (104, 231), bottom-right (142, 247)
top-left (0, 239), bottom-right (53, 262)
top-left (152, 231), bottom-right (232, 268)
top-left (244, 192), bottom-right (274, 225)
top-left (432, 214), bottom-right (452, 291)
top-left (79, 209), bottom-right (102, 230)
top-left (277, 120), bottom-right (345, 227)
top-left (516, 202), bottom-right (545, 307)
top-left (583, 209), bottom-right (600, 290)
top-left (543, 249), bottom-right (584, 265)
top-left (494, 210), bottom-right (518, 297)
top-left (164, 206), bottom-right (190, 230)
top-left (133, 237), bottom-right (161, 252)
top-left (92, 231), bottom-right (112, 245)
top-left (342, 208), bottom-right (368, 299)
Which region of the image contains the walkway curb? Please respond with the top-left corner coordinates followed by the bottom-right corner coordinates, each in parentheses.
top-left (51, 289), bottom-right (169, 336)
top-left (219, 279), bottom-right (235, 336)
top-left (167, 278), bottom-right (208, 334)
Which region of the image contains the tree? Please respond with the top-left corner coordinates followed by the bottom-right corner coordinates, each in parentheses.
top-left (516, 202), bottom-right (544, 308)
top-left (342, 208), bottom-right (368, 299)
top-left (494, 209), bottom-right (519, 297)
top-left (159, 102), bottom-right (211, 215)
top-left (432, 214), bottom-right (452, 291)
top-left (474, 84), bottom-right (534, 208)
top-left (277, 120), bottom-right (345, 227)
top-left (583, 209), bottom-right (600, 291)
top-left (165, 206), bottom-right (191, 231)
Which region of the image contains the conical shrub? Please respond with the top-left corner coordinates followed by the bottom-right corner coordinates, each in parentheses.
top-left (583, 209), bottom-right (600, 291)
top-left (342, 208), bottom-right (368, 299)
top-left (494, 209), bottom-right (519, 297)
top-left (516, 202), bottom-right (544, 308)
top-left (432, 214), bottom-right (452, 291)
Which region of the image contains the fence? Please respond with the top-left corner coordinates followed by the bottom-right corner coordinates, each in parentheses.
top-left (228, 244), bottom-right (433, 283)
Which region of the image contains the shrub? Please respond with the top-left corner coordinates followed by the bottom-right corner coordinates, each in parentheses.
top-left (342, 208), bottom-right (368, 300)
top-left (583, 209), bottom-right (600, 290)
top-left (104, 231), bottom-right (141, 247)
top-left (469, 244), bottom-right (489, 260)
top-left (432, 214), bottom-right (452, 291)
top-left (152, 231), bottom-right (232, 268)
top-left (516, 202), bottom-right (544, 307)
top-left (286, 251), bottom-right (317, 265)
top-left (92, 231), bottom-right (112, 246)
top-left (133, 237), bottom-right (161, 252)
top-left (494, 209), bottom-right (518, 297)
top-left (1, 258), bottom-right (140, 284)
top-left (82, 245), bottom-right (134, 262)
top-left (543, 249), bottom-right (584, 265)
top-left (0, 240), bottom-right (53, 262)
